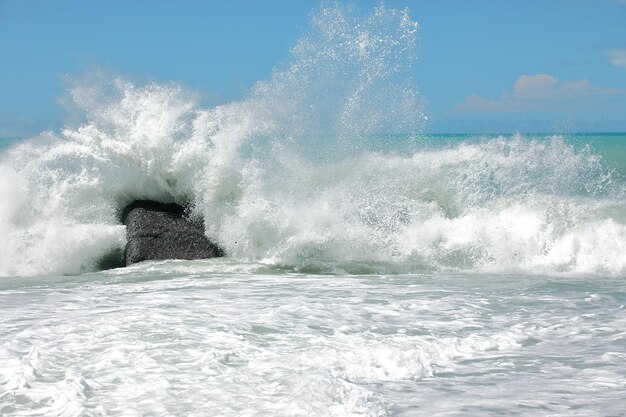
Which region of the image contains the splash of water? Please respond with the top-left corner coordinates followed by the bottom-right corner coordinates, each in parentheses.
top-left (0, 4), bottom-right (624, 277)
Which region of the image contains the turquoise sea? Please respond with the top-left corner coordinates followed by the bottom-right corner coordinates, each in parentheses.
top-left (1, 4), bottom-right (625, 416)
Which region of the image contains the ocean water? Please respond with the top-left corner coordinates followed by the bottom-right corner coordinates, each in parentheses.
top-left (1, 4), bottom-right (626, 416)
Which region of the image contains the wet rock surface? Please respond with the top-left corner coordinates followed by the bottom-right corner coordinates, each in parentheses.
top-left (122, 200), bottom-right (223, 266)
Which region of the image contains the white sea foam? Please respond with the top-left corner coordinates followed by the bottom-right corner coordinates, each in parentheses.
top-left (2, 272), bottom-right (625, 416)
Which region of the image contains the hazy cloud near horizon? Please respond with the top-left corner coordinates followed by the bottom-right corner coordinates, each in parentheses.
top-left (454, 74), bottom-right (622, 114)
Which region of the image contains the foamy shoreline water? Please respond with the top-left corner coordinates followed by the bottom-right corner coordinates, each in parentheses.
top-left (1, 266), bottom-right (625, 416)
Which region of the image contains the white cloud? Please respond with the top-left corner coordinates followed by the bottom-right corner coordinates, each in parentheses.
top-left (514, 75), bottom-right (599, 100)
top-left (513, 74), bottom-right (558, 99)
top-left (455, 74), bottom-right (618, 113)
top-left (608, 49), bottom-right (626, 69)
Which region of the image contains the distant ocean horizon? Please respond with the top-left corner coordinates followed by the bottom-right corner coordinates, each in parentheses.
top-left (4, 131), bottom-right (625, 172)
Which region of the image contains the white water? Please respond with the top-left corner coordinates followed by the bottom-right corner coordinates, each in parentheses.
top-left (1, 265), bottom-right (625, 416)
top-left (1, 4), bottom-right (626, 416)
top-left (2, 111), bottom-right (625, 277)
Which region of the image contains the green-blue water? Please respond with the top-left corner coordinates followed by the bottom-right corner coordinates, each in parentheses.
top-left (0, 138), bottom-right (22, 150)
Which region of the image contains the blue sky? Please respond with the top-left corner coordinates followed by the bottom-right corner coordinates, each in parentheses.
top-left (1, 0), bottom-right (625, 136)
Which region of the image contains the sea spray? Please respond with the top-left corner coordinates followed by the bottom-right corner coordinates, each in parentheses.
top-left (0, 4), bottom-right (624, 277)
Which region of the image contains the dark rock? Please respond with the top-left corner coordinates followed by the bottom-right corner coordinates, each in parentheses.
top-left (122, 200), bottom-right (223, 266)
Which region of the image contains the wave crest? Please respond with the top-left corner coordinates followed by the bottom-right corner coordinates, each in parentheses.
top-left (1, 4), bottom-right (624, 277)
